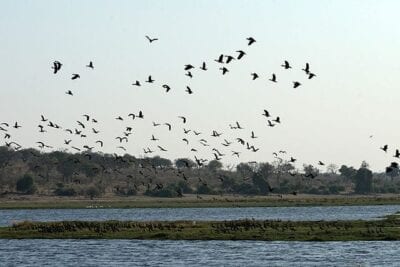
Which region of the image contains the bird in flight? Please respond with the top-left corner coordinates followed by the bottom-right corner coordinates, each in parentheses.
top-left (269, 74), bottom-right (277, 83)
top-left (184, 64), bottom-right (194, 71)
top-left (247, 37), bottom-right (256, 46)
top-left (13, 122), bottom-right (21, 129)
top-left (158, 145), bottom-right (167, 152)
top-left (86, 61), bottom-right (94, 69)
top-left (162, 84), bottom-right (171, 92)
top-left (381, 145), bottom-right (388, 152)
top-left (200, 62), bottom-right (207, 71)
top-left (132, 80), bottom-right (141, 86)
top-left (145, 35), bottom-right (158, 43)
top-left (66, 90), bottom-right (73, 96)
top-left (281, 61), bottom-right (292, 69)
top-left (251, 73), bottom-right (259, 80)
top-left (302, 63), bottom-right (310, 74)
top-left (293, 81), bottom-right (301, 88)
top-left (308, 73), bottom-right (316, 79)
top-left (185, 71), bottom-right (193, 78)
top-left (225, 55), bottom-right (235, 64)
top-left (236, 50), bottom-right (246, 60)
top-left (178, 116), bottom-right (187, 123)
top-left (71, 74), bottom-right (80, 80)
top-left (262, 109), bottom-right (271, 118)
top-left (52, 61), bottom-right (62, 74)
top-left (220, 67), bottom-right (229, 75)
top-left (215, 54), bottom-right (224, 63)
top-left (164, 123), bottom-right (172, 131)
top-left (146, 75), bottom-right (155, 83)
top-left (394, 149), bottom-right (400, 158)
top-left (186, 86), bottom-right (193, 94)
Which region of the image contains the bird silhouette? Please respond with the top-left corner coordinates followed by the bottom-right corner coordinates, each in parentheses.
top-left (13, 122), bottom-right (21, 129)
top-left (95, 140), bottom-right (104, 147)
top-left (267, 120), bottom-right (275, 127)
top-left (247, 37), bottom-right (256, 46)
top-left (146, 75), bottom-right (154, 83)
top-left (302, 63), bottom-right (310, 74)
top-left (71, 74), bottom-right (80, 80)
top-left (145, 35), bottom-right (158, 43)
top-left (308, 73), bottom-right (316, 79)
top-left (86, 61), bottom-right (94, 69)
top-left (52, 61), bottom-right (62, 74)
top-left (162, 84), bottom-right (171, 92)
top-left (318, 161), bottom-right (325, 166)
top-left (236, 50), bottom-right (246, 59)
top-left (132, 80), bottom-right (141, 86)
top-left (394, 149), bottom-right (400, 158)
top-left (251, 73), bottom-right (259, 80)
top-left (178, 116), bottom-right (187, 123)
top-left (262, 109), bottom-right (271, 118)
top-left (66, 90), bottom-right (73, 96)
top-left (293, 81), bottom-right (301, 88)
top-left (225, 55), bottom-right (235, 64)
top-left (164, 123), bottom-right (172, 131)
top-left (381, 145), bottom-right (388, 152)
top-left (200, 62), bottom-right (207, 71)
top-left (185, 86), bottom-right (193, 94)
top-left (215, 54), bottom-right (224, 63)
top-left (281, 61), bottom-right (291, 69)
top-left (184, 64), bottom-right (194, 71)
top-left (151, 135), bottom-right (158, 141)
top-left (185, 71), bottom-right (193, 78)
top-left (220, 67), bottom-right (229, 75)
top-left (269, 74), bottom-right (277, 83)
top-left (158, 145), bottom-right (167, 152)
top-left (273, 117), bottom-right (280, 123)
top-left (251, 131), bottom-right (257, 139)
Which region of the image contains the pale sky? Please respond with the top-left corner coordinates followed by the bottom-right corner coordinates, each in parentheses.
top-left (1, 0), bottom-right (400, 171)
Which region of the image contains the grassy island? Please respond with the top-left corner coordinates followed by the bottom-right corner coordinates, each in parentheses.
top-left (1, 214), bottom-right (400, 241)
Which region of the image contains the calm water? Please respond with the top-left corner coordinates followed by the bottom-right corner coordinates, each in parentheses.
top-left (0, 239), bottom-right (399, 266)
top-left (0, 205), bottom-right (399, 226)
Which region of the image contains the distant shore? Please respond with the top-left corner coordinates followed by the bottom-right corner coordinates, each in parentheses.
top-left (1, 194), bottom-right (400, 209)
top-left (1, 213), bottom-right (400, 241)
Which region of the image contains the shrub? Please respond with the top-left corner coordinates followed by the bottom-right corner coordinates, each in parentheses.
top-left (54, 187), bottom-right (77, 196)
top-left (86, 186), bottom-right (101, 199)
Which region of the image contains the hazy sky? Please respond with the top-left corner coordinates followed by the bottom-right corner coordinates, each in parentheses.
top-left (1, 0), bottom-right (400, 171)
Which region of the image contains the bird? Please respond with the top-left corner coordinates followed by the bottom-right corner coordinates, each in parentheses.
top-left (66, 90), bottom-right (73, 96)
top-left (267, 120), bottom-right (275, 127)
top-left (153, 122), bottom-right (161, 127)
top-left (132, 80), bottom-right (141, 86)
top-left (273, 117), bottom-right (281, 123)
top-left (128, 114), bottom-right (135, 120)
top-left (151, 135), bottom-right (158, 141)
top-left (158, 145), bottom-right (167, 152)
top-left (262, 109), bottom-right (271, 118)
top-left (225, 55), bottom-right (235, 64)
top-left (290, 157), bottom-right (297, 163)
top-left (381, 145), bottom-right (388, 152)
top-left (215, 54), bottom-right (224, 63)
top-left (71, 74), bottom-right (80, 80)
top-left (302, 63), bottom-right (310, 74)
top-left (293, 81), bottom-right (301, 88)
top-left (394, 149), bottom-right (400, 158)
top-left (236, 50), bottom-right (246, 60)
top-left (251, 73), bottom-right (259, 80)
top-left (185, 86), bottom-right (193, 94)
top-left (193, 131), bottom-right (201, 136)
top-left (162, 84), bottom-right (171, 92)
top-left (178, 116), bottom-right (187, 123)
top-left (308, 73), bottom-right (316, 79)
top-left (185, 71), bottom-right (193, 78)
top-left (269, 73), bottom-right (277, 83)
top-left (95, 140), bottom-right (104, 147)
top-left (247, 37), bottom-right (256, 46)
top-left (77, 121), bottom-right (85, 128)
top-left (64, 139), bottom-right (72, 145)
top-left (318, 161), bottom-right (325, 166)
top-left (182, 138), bottom-right (189, 145)
top-left (82, 114), bottom-right (90, 121)
top-left (145, 35), bottom-right (158, 43)
top-left (232, 151), bottom-right (240, 158)
top-left (86, 61), bottom-right (94, 69)
top-left (146, 75), bottom-right (154, 83)
top-left (200, 62), bottom-right (207, 71)
top-left (92, 128), bottom-right (99, 134)
top-left (116, 136), bottom-right (128, 143)
top-left (4, 133), bottom-right (11, 139)
top-left (281, 61), bottom-right (291, 69)
top-left (184, 64), bottom-right (194, 71)
top-left (40, 115), bottom-right (48, 122)
top-left (164, 123), bottom-right (172, 131)
top-left (13, 122), bottom-right (21, 129)
top-left (213, 153), bottom-right (222, 160)
top-left (220, 67), bottom-right (229, 75)
top-left (52, 61), bottom-right (62, 74)
top-left (251, 131), bottom-right (257, 139)
top-left (116, 116), bottom-right (124, 121)
top-left (138, 111), bottom-right (144, 119)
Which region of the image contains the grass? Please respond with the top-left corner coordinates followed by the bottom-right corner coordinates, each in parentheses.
top-left (1, 214), bottom-right (400, 241)
top-left (1, 194), bottom-right (400, 209)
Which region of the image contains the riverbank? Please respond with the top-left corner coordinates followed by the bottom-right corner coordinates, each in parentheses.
top-left (1, 214), bottom-right (400, 241)
top-left (1, 194), bottom-right (400, 209)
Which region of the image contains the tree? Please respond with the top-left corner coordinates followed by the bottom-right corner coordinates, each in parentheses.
top-left (252, 172), bottom-right (270, 195)
top-left (236, 163), bottom-right (254, 178)
top-left (207, 160), bottom-right (223, 172)
top-left (257, 162), bottom-right (274, 179)
top-left (175, 158), bottom-right (196, 168)
top-left (339, 165), bottom-right (357, 179)
top-left (354, 167), bottom-right (373, 194)
top-left (16, 174), bottom-right (35, 194)
top-left (327, 164), bottom-right (339, 174)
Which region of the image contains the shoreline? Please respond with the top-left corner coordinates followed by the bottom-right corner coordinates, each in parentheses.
top-left (1, 194), bottom-right (400, 209)
top-left (1, 214), bottom-right (400, 241)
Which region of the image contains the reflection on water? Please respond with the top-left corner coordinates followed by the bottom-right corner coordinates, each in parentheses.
top-left (0, 239), bottom-right (399, 267)
top-left (1, 205), bottom-right (399, 226)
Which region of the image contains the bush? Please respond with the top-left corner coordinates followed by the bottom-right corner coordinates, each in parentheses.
top-left (197, 184), bottom-right (214, 195)
top-left (54, 187), bottom-right (77, 196)
top-left (16, 174), bottom-right (36, 194)
top-left (86, 186), bottom-right (101, 199)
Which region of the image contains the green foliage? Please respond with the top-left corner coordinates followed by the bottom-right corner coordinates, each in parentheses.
top-left (86, 186), bottom-right (102, 199)
top-left (207, 160), bottom-right (223, 172)
top-left (252, 172), bottom-right (270, 195)
top-left (54, 184), bottom-right (77, 196)
top-left (355, 167), bottom-right (373, 194)
top-left (16, 174), bottom-right (35, 194)
top-left (197, 184), bottom-right (214, 195)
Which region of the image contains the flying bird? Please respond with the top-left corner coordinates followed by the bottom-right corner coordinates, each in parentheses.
top-left (146, 75), bottom-right (155, 83)
top-left (281, 61), bottom-right (291, 69)
top-left (71, 74), bottom-right (80, 80)
top-left (52, 61), bottom-right (62, 74)
top-left (302, 63), bottom-right (310, 74)
top-left (145, 35), bottom-right (158, 43)
top-left (200, 62), bottom-right (207, 71)
top-left (246, 37), bottom-right (256, 46)
top-left (269, 73), bottom-right (277, 83)
top-left (381, 145), bottom-right (388, 152)
top-left (293, 81), bottom-right (301, 88)
top-left (236, 50), bottom-right (246, 59)
top-left (132, 80), bottom-right (141, 86)
top-left (220, 67), bottom-right (229, 75)
top-left (66, 90), bottom-right (73, 96)
top-left (185, 86), bottom-right (193, 94)
top-left (162, 84), bottom-right (171, 92)
top-left (86, 61), bottom-right (94, 69)
top-left (215, 54), bottom-right (224, 63)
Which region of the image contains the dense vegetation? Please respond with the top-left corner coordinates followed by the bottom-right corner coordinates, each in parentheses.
top-left (2, 215), bottom-right (400, 240)
top-left (0, 146), bottom-right (399, 199)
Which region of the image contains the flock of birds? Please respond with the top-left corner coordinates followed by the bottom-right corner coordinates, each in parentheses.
top-left (9, 35), bottom-right (381, 187)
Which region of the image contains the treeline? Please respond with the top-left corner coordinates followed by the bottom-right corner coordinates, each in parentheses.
top-left (0, 146), bottom-right (399, 198)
